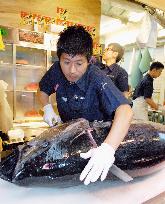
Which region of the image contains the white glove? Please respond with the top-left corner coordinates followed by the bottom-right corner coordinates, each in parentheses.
top-left (43, 104), bottom-right (61, 127)
top-left (80, 143), bottom-right (115, 185)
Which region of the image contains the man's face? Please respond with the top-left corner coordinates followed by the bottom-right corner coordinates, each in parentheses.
top-left (102, 45), bottom-right (118, 62)
top-left (153, 68), bottom-right (163, 78)
top-left (60, 53), bottom-right (88, 82)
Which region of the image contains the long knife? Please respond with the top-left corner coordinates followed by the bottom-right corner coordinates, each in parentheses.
top-left (110, 164), bottom-right (133, 182)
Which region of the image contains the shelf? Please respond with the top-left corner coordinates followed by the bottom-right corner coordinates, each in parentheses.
top-left (16, 64), bottom-right (44, 69)
top-left (5, 90), bottom-right (14, 92)
top-left (0, 63), bottom-right (13, 68)
top-left (15, 89), bottom-right (37, 93)
top-left (0, 63), bottom-right (45, 70)
top-left (17, 41), bottom-right (46, 50)
top-left (0, 44), bottom-right (13, 65)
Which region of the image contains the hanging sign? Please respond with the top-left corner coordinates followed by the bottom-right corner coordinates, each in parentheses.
top-left (20, 7), bottom-right (96, 37)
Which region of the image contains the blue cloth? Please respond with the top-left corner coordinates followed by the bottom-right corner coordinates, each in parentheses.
top-left (139, 48), bottom-right (152, 74)
top-left (132, 74), bottom-right (154, 100)
top-left (95, 62), bottom-right (129, 92)
top-left (39, 61), bottom-right (129, 122)
top-left (130, 50), bottom-right (143, 89)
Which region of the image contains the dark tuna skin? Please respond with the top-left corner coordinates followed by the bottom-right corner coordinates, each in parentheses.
top-left (0, 118), bottom-right (165, 187)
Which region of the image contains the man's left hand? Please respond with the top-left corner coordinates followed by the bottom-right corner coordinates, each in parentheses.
top-left (80, 143), bottom-right (115, 185)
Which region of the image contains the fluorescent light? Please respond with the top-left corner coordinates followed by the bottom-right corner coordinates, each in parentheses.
top-left (100, 16), bottom-right (124, 35)
top-left (158, 29), bottom-right (165, 37)
top-left (128, 12), bottom-right (145, 22)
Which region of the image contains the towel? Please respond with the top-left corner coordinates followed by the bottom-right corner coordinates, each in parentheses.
top-left (139, 47), bottom-right (152, 74)
top-left (130, 50), bottom-right (143, 89)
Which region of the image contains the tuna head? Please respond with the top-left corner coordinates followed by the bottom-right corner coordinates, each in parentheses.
top-left (0, 118), bottom-right (93, 185)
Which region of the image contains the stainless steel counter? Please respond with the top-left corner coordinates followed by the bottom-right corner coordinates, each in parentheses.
top-left (0, 167), bottom-right (164, 204)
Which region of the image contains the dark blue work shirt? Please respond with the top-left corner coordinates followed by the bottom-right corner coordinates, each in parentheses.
top-left (39, 61), bottom-right (129, 122)
top-left (95, 62), bottom-right (129, 92)
top-left (132, 74), bottom-right (154, 100)
top-left (102, 63), bottom-right (129, 92)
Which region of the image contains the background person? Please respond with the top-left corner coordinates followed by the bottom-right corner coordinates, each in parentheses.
top-left (132, 61), bottom-right (164, 121)
top-left (95, 43), bottom-right (129, 98)
top-left (37, 26), bottom-right (133, 185)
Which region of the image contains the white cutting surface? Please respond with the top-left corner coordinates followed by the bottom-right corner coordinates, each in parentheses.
top-left (0, 168), bottom-right (165, 204)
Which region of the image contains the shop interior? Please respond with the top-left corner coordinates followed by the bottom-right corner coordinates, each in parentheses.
top-left (0, 0), bottom-right (165, 203)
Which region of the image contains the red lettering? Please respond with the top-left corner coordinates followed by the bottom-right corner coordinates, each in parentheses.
top-left (65, 21), bottom-right (73, 27)
top-left (44, 16), bottom-right (51, 24)
top-left (57, 7), bottom-right (65, 14)
top-left (56, 18), bottom-right (65, 26)
top-left (21, 11), bottom-right (29, 18)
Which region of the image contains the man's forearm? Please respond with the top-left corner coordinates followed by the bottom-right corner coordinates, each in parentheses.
top-left (104, 104), bottom-right (133, 150)
top-left (37, 89), bottom-right (50, 107)
top-left (145, 98), bottom-right (158, 110)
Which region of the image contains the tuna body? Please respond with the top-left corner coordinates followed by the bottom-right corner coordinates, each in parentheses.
top-left (0, 118), bottom-right (165, 186)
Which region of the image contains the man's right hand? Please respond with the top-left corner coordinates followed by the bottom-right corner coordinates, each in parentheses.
top-left (43, 104), bottom-right (61, 127)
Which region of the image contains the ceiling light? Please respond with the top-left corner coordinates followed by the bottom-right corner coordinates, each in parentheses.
top-left (128, 12), bottom-right (145, 22)
top-left (158, 29), bottom-right (165, 37)
top-left (100, 16), bottom-right (124, 35)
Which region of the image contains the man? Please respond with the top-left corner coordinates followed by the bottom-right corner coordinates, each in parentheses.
top-left (96, 43), bottom-right (129, 98)
top-left (37, 26), bottom-right (133, 185)
top-left (132, 61), bottom-right (164, 121)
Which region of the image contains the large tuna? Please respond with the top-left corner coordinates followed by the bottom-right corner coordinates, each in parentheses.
top-left (0, 118), bottom-right (165, 187)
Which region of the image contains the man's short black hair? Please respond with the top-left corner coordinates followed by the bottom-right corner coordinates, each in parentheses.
top-left (150, 61), bottom-right (164, 71)
top-left (57, 25), bottom-right (93, 62)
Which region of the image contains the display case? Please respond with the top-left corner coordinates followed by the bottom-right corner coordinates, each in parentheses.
top-left (0, 42), bottom-right (48, 121)
top-left (15, 46), bottom-right (47, 119)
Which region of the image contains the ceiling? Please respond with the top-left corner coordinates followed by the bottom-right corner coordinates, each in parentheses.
top-left (100, 0), bottom-right (165, 37)
top-left (137, 0), bottom-right (165, 11)
top-left (101, 0), bottom-right (145, 24)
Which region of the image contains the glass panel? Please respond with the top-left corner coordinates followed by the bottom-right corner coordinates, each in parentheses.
top-left (15, 91), bottom-right (42, 119)
top-left (15, 66), bottom-right (46, 120)
top-left (0, 44), bottom-right (13, 64)
top-left (0, 65), bottom-right (13, 90)
top-left (49, 51), bottom-right (58, 110)
top-left (16, 46), bottom-right (46, 67)
top-left (6, 91), bottom-right (14, 117)
top-left (51, 51), bottom-right (58, 65)
top-left (15, 66), bottom-right (45, 91)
